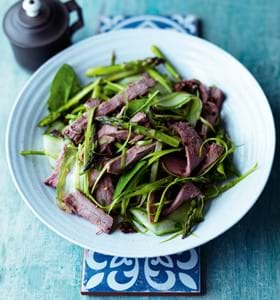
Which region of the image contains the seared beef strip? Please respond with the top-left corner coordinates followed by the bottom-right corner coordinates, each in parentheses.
top-left (162, 182), bottom-right (201, 216)
top-left (44, 145), bottom-right (67, 188)
top-left (63, 190), bottom-right (113, 233)
top-left (107, 143), bottom-right (156, 175)
top-left (162, 122), bottom-right (204, 177)
top-left (96, 74), bottom-right (155, 116)
top-left (197, 143), bottom-right (224, 175)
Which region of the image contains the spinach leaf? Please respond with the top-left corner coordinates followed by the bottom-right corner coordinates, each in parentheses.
top-left (155, 92), bottom-right (202, 125)
top-left (126, 98), bottom-right (147, 116)
top-left (48, 64), bottom-right (81, 112)
top-left (114, 160), bottom-right (147, 200)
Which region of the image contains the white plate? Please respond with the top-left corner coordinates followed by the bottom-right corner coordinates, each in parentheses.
top-left (6, 29), bottom-right (275, 257)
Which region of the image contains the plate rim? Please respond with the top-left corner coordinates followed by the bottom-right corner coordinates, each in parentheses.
top-left (6, 28), bottom-right (276, 257)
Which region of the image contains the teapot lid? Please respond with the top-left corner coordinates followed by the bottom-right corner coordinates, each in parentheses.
top-left (3, 0), bottom-right (69, 48)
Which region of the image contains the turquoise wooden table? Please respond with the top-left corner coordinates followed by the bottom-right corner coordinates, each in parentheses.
top-left (1, 0), bottom-right (279, 299)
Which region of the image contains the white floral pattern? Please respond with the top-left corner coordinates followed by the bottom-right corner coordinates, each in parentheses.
top-left (99, 15), bottom-right (199, 36)
top-left (82, 249), bottom-right (200, 293)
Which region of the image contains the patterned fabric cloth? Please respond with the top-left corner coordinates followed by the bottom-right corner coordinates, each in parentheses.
top-left (81, 14), bottom-right (201, 296)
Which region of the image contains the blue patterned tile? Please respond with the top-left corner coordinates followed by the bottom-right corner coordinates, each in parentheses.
top-left (81, 249), bottom-right (200, 295)
top-left (99, 15), bottom-right (200, 36)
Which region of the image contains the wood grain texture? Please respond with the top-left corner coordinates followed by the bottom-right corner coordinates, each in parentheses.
top-left (0, 0), bottom-right (279, 299)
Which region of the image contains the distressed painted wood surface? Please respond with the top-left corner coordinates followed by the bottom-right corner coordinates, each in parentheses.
top-left (0, 0), bottom-right (279, 299)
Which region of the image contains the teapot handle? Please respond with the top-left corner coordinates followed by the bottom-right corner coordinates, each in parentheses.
top-left (64, 0), bottom-right (84, 35)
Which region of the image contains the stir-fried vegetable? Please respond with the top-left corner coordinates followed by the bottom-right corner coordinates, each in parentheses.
top-left (21, 45), bottom-right (256, 238)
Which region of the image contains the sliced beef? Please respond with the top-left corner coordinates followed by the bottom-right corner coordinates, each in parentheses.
top-left (49, 129), bottom-right (64, 139)
top-left (89, 171), bottom-right (114, 206)
top-left (161, 156), bottom-right (188, 176)
top-left (130, 112), bottom-right (148, 125)
top-left (119, 221), bottom-right (136, 233)
top-left (63, 190), bottom-right (113, 233)
top-left (64, 114), bottom-right (88, 145)
top-left (175, 79), bottom-right (209, 103)
top-left (197, 143), bottom-right (224, 175)
top-left (97, 113), bottom-right (148, 151)
top-left (128, 112), bottom-right (149, 143)
top-left (175, 79), bottom-right (200, 93)
top-left (44, 145), bottom-right (67, 188)
top-left (209, 86), bottom-right (225, 111)
top-left (199, 86), bottom-right (225, 138)
top-left (175, 80), bottom-right (225, 138)
top-left (107, 143), bottom-right (156, 175)
top-left (84, 98), bottom-right (101, 109)
top-left (198, 82), bottom-right (209, 103)
top-left (129, 134), bottom-right (144, 144)
top-left (99, 137), bottom-right (115, 155)
top-left (64, 99), bottom-right (100, 144)
top-left (88, 169), bottom-right (100, 187)
top-left (94, 174), bottom-right (114, 206)
top-left (97, 124), bottom-right (129, 154)
top-left (162, 122), bottom-right (204, 177)
top-left (162, 183), bottom-right (201, 217)
top-left (203, 101), bottom-right (219, 126)
top-left (98, 125), bottom-right (129, 142)
top-left (96, 74), bottom-right (155, 116)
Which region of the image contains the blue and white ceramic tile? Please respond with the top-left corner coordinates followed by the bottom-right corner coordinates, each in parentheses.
top-left (81, 249), bottom-right (200, 295)
top-left (99, 15), bottom-right (200, 36)
top-left (81, 14), bottom-right (201, 295)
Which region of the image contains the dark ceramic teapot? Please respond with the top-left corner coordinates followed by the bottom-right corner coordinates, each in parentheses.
top-left (3, 0), bottom-right (84, 71)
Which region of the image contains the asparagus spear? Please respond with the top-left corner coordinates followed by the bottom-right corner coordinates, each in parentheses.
top-left (96, 116), bottom-right (181, 148)
top-left (20, 150), bottom-right (57, 159)
top-left (38, 81), bottom-right (97, 127)
top-left (151, 45), bottom-right (181, 81)
top-left (147, 68), bottom-right (172, 92)
top-left (105, 70), bottom-right (142, 82)
top-left (110, 51), bottom-right (116, 65)
top-left (86, 57), bottom-right (163, 77)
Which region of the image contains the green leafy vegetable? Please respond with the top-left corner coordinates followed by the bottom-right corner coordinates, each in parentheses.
top-left (131, 208), bottom-right (182, 236)
top-left (56, 146), bottom-right (76, 206)
top-left (154, 178), bottom-right (180, 222)
top-left (143, 148), bottom-right (182, 165)
top-left (47, 64), bottom-right (81, 112)
top-left (115, 176), bottom-right (173, 202)
top-left (38, 81), bottom-right (98, 127)
top-left (128, 90), bottom-right (159, 117)
top-left (114, 160), bottom-right (147, 200)
top-left (155, 92), bottom-right (202, 125)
